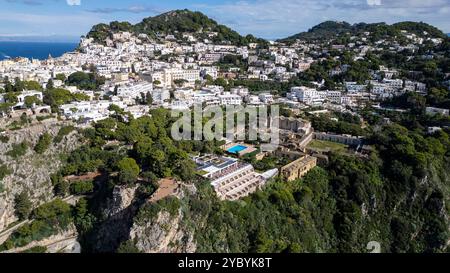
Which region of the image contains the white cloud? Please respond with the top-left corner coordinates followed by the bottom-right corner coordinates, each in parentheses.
top-left (66, 0), bottom-right (81, 6)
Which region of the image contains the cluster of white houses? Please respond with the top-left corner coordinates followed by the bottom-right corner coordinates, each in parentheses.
top-left (170, 85), bottom-right (274, 109)
top-left (283, 77), bottom-right (428, 108)
top-left (1, 24), bottom-right (446, 121)
top-left (1, 26), bottom-right (448, 203)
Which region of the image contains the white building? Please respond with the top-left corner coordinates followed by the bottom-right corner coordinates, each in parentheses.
top-left (174, 88), bottom-right (195, 100)
top-left (326, 91), bottom-right (342, 104)
top-left (200, 66), bottom-right (218, 79)
top-left (346, 82), bottom-right (367, 93)
top-left (426, 107), bottom-right (449, 116)
top-left (15, 91), bottom-right (43, 108)
top-left (288, 86), bottom-right (323, 105)
top-left (231, 87), bottom-right (249, 97)
top-left (117, 81), bottom-right (153, 99)
top-left (194, 155), bottom-right (267, 201)
top-left (151, 89), bottom-right (171, 104)
top-left (149, 68), bottom-right (201, 88)
top-left (218, 92), bottom-right (242, 106)
top-left (59, 100), bottom-right (126, 122)
top-left (258, 93), bottom-right (274, 104)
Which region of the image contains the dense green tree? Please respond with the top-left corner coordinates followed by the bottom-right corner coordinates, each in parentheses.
top-left (43, 88), bottom-right (89, 111)
top-left (13, 78), bottom-right (25, 92)
top-left (117, 157), bottom-right (140, 184)
top-left (34, 133), bottom-right (52, 154)
top-left (3, 92), bottom-right (18, 104)
top-left (70, 180), bottom-right (94, 195)
top-left (24, 81), bottom-right (43, 91)
top-left (24, 95), bottom-right (42, 108)
top-left (46, 79), bottom-right (54, 90)
top-left (55, 73), bottom-right (67, 82)
top-left (14, 192), bottom-right (32, 220)
top-left (67, 71), bottom-right (105, 90)
top-left (73, 198), bottom-right (96, 235)
top-left (33, 199), bottom-right (72, 223)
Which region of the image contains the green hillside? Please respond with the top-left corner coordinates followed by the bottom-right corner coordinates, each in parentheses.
top-left (87, 9), bottom-right (264, 46)
top-left (280, 21), bottom-right (447, 42)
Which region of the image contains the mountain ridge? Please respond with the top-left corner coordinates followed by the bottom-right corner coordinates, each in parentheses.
top-left (86, 9), bottom-right (264, 46)
top-left (279, 20), bottom-right (448, 42)
top-left (85, 9), bottom-right (448, 46)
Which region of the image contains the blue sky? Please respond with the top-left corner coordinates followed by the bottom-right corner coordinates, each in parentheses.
top-left (1, 0), bottom-right (449, 41)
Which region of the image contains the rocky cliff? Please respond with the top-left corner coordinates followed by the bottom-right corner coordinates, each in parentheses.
top-left (89, 184), bottom-right (141, 253)
top-left (130, 209), bottom-right (197, 253)
top-left (86, 181), bottom-right (198, 253)
top-left (129, 182), bottom-right (198, 253)
top-left (0, 119), bottom-right (81, 231)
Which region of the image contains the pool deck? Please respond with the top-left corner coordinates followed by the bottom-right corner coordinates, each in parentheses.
top-left (222, 142), bottom-right (257, 157)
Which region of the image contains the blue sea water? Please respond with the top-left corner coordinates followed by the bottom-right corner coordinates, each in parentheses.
top-left (0, 42), bottom-right (78, 61)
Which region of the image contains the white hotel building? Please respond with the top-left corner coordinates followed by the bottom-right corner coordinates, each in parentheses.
top-left (149, 68), bottom-right (201, 88)
top-left (59, 100), bottom-right (127, 122)
top-left (117, 81), bottom-right (153, 99)
top-left (194, 155), bottom-right (269, 201)
top-left (288, 86), bottom-right (323, 106)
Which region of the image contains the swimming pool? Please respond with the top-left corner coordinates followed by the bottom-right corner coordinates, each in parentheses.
top-left (227, 145), bottom-right (248, 154)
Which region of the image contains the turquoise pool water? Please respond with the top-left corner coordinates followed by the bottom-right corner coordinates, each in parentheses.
top-left (227, 145), bottom-right (248, 154)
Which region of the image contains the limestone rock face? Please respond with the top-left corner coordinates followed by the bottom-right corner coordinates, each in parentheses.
top-left (91, 184), bottom-right (140, 253)
top-left (130, 210), bottom-right (197, 253)
top-left (128, 183), bottom-right (198, 253)
top-left (91, 182), bottom-right (198, 253)
top-left (0, 120), bottom-right (81, 231)
top-left (103, 185), bottom-right (139, 218)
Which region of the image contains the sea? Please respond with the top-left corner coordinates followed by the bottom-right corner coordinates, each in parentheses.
top-left (0, 41), bottom-right (78, 61)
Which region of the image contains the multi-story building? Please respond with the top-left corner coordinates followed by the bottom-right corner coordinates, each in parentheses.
top-left (231, 87), bottom-right (249, 97)
top-left (151, 89), bottom-right (171, 104)
top-left (258, 93), bottom-right (274, 104)
top-left (218, 92), bottom-right (243, 106)
top-left (200, 66), bottom-right (218, 79)
top-left (148, 68), bottom-right (201, 87)
top-left (346, 82), bottom-right (367, 93)
top-left (170, 68), bottom-right (201, 85)
top-left (280, 155), bottom-right (317, 182)
top-left (194, 155), bottom-right (268, 201)
top-left (117, 81), bottom-right (153, 99)
top-left (288, 86), bottom-right (323, 105)
top-left (326, 91), bottom-right (342, 104)
top-left (277, 116), bottom-right (313, 135)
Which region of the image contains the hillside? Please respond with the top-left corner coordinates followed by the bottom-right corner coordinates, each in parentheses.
top-left (0, 109), bottom-right (441, 254)
top-left (87, 9), bottom-right (264, 46)
top-left (280, 21), bottom-right (448, 42)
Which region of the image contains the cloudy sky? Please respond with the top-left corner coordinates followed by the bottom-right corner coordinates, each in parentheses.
top-left (0, 0), bottom-right (449, 41)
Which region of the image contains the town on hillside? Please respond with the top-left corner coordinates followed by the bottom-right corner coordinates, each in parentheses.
top-left (0, 10), bottom-right (449, 254)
